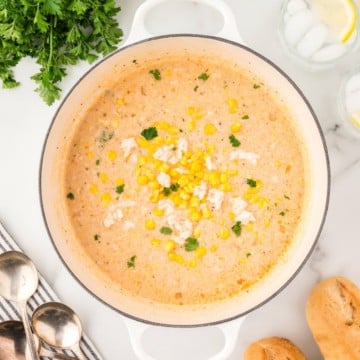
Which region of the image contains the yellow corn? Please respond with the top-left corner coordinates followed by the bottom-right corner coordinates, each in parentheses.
top-left (99, 173), bottom-right (109, 184)
top-left (228, 212), bottom-right (235, 221)
top-left (190, 196), bottom-right (201, 207)
top-left (210, 245), bottom-right (218, 253)
top-left (149, 191), bottom-right (159, 203)
top-left (116, 98), bottom-right (125, 106)
top-left (138, 155), bottom-right (147, 166)
top-left (228, 169), bottom-right (238, 177)
top-left (149, 181), bottom-right (160, 190)
top-left (264, 219), bottom-right (271, 227)
top-left (188, 259), bottom-right (197, 268)
top-left (188, 120), bottom-right (196, 131)
top-left (107, 150), bottom-right (117, 161)
top-left (190, 210), bottom-right (201, 222)
top-left (202, 207), bottom-right (212, 219)
top-left (245, 223), bottom-right (253, 232)
top-left (89, 184), bottom-right (98, 195)
top-left (168, 253), bottom-right (185, 264)
top-left (145, 219), bottom-right (156, 230)
top-left (154, 208), bottom-right (164, 216)
top-left (230, 122), bottom-right (241, 133)
top-left (220, 183), bottom-right (232, 192)
top-left (195, 247), bottom-right (207, 258)
top-left (87, 151), bottom-right (94, 159)
top-left (219, 227), bottom-right (230, 240)
top-left (137, 175), bottom-right (148, 185)
top-left (151, 238), bottom-right (161, 247)
top-left (116, 178), bottom-right (124, 186)
top-left (100, 193), bottom-right (112, 204)
top-left (204, 123), bottom-right (217, 135)
top-left (163, 240), bottom-right (176, 253)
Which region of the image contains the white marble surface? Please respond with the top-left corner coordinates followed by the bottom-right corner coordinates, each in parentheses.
top-left (1, 0), bottom-right (360, 359)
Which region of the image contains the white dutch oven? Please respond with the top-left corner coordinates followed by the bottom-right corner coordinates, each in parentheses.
top-left (40, 0), bottom-right (330, 358)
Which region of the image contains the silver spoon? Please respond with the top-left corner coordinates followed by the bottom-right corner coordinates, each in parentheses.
top-left (32, 302), bottom-right (87, 360)
top-left (0, 251), bottom-right (40, 360)
top-left (0, 320), bottom-right (77, 360)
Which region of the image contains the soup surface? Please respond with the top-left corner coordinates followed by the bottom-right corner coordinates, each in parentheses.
top-left (64, 56), bottom-right (306, 305)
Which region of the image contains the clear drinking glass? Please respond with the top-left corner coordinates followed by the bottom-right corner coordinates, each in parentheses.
top-left (338, 66), bottom-right (360, 135)
top-left (278, 0), bottom-right (360, 69)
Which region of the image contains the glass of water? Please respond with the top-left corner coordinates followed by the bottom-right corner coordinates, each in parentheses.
top-left (278, 0), bottom-right (359, 69)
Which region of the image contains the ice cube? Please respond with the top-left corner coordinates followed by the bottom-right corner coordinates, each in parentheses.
top-left (284, 9), bottom-right (316, 45)
top-left (287, 0), bottom-right (307, 15)
top-left (345, 90), bottom-right (360, 113)
top-left (297, 24), bottom-right (328, 58)
top-left (346, 74), bottom-right (360, 93)
top-left (311, 43), bottom-right (346, 62)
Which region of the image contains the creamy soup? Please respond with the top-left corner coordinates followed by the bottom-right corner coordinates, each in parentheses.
top-left (64, 56), bottom-right (306, 306)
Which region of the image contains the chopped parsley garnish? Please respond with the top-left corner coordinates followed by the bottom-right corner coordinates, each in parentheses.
top-left (194, 85), bottom-right (199, 92)
top-left (97, 130), bottom-right (114, 148)
top-left (160, 226), bottom-right (173, 235)
top-left (198, 73), bottom-right (209, 81)
top-left (132, 59), bottom-right (138, 64)
top-left (279, 211), bottom-right (286, 216)
top-left (229, 134), bottom-right (241, 147)
top-left (141, 127), bottom-right (158, 140)
top-left (242, 115), bottom-right (249, 119)
top-left (149, 69), bottom-right (161, 80)
top-left (253, 84), bottom-right (261, 89)
top-left (115, 184), bottom-right (125, 194)
top-left (185, 237), bottom-right (199, 251)
top-left (284, 195), bottom-right (290, 200)
top-left (247, 178), bottom-right (257, 187)
top-left (246, 252), bottom-right (252, 257)
top-left (127, 255), bottom-right (136, 268)
top-left (163, 187), bottom-right (171, 196)
top-left (95, 159), bottom-right (100, 166)
top-left (170, 183), bottom-right (180, 192)
top-left (67, 192), bottom-right (75, 200)
top-left (94, 234), bottom-right (100, 241)
top-left (231, 221), bottom-right (242, 237)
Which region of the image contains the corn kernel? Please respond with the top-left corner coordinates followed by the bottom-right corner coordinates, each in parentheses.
top-left (168, 126), bottom-right (178, 135)
top-left (107, 150), bottom-right (117, 161)
top-left (238, 258), bottom-right (246, 265)
top-left (159, 163), bottom-right (170, 173)
top-left (193, 228), bottom-right (201, 238)
top-left (100, 193), bottom-right (112, 204)
top-left (219, 227), bottom-right (230, 240)
top-left (275, 161), bottom-right (282, 168)
top-left (149, 192), bottom-right (159, 203)
top-left (188, 120), bottom-right (196, 131)
top-left (210, 245), bottom-right (218, 253)
top-left (172, 195), bottom-right (182, 206)
top-left (137, 175), bottom-right (148, 185)
top-left (195, 247), bottom-right (207, 258)
top-left (230, 122), bottom-right (241, 133)
top-left (163, 240), bottom-right (176, 253)
top-left (168, 252), bottom-right (177, 261)
top-left (220, 183), bottom-right (232, 192)
top-left (228, 169), bottom-right (238, 177)
top-left (99, 173), bottom-right (109, 184)
top-left (220, 173), bottom-right (228, 184)
top-left (116, 98), bottom-right (125, 106)
top-left (190, 196), bottom-right (201, 207)
top-left (179, 192), bottom-right (190, 201)
top-left (166, 70), bottom-right (173, 77)
top-left (116, 178), bottom-right (124, 186)
top-left (190, 210), bottom-right (201, 222)
top-left (137, 137), bottom-right (149, 148)
top-left (89, 184), bottom-right (98, 194)
top-left (188, 259), bottom-right (197, 268)
top-left (169, 253), bottom-right (185, 264)
top-left (227, 98), bottom-right (238, 114)
top-left (264, 219), bottom-right (271, 227)
top-left (87, 151), bottom-right (94, 159)
top-left (202, 207), bottom-right (212, 219)
top-left (170, 168), bottom-right (180, 178)
top-left (258, 198), bottom-right (269, 209)
top-left (228, 212), bottom-right (235, 221)
top-left (145, 219), bottom-right (156, 230)
top-left (138, 155), bottom-right (147, 166)
top-left (151, 238), bottom-right (161, 247)
top-left (187, 107), bottom-right (195, 115)
top-left (245, 223), bottom-right (253, 232)
top-left (204, 123), bottom-right (217, 135)
top-left (154, 121), bottom-right (170, 130)
top-left (154, 208), bottom-right (164, 216)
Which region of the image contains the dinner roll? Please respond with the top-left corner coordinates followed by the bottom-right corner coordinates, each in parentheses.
top-left (243, 336), bottom-right (306, 359)
top-left (306, 276), bottom-right (360, 360)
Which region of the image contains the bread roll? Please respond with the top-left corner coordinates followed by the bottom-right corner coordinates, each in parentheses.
top-left (306, 276), bottom-right (360, 360)
top-left (243, 336), bottom-right (306, 359)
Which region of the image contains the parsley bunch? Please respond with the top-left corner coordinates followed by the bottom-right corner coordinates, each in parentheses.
top-left (0, 0), bottom-right (123, 105)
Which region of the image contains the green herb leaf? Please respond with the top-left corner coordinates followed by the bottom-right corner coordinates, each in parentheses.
top-left (94, 234), bottom-right (100, 241)
top-left (115, 184), bottom-right (125, 194)
top-left (198, 73), bottom-right (209, 81)
top-left (127, 255), bottom-right (136, 268)
top-left (253, 84), bottom-right (261, 89)
top-left (141, 127), bottom-right (158, 140)
top-left (279, 211), bottom-right (286, 216)
top-left (246, 252), bottom-right (252, 257)
top-left (170, 183), bottom-right (180, 192)
top-left (284, 194), bottom-right (290, 200)
top-left (242, 115), bottom-right (249, 119)
top-left (160, 226), bottom-right (172, 235)
top-left (97, 130), bottom-right (114, 147)
top-left (163, 187), bottom-right (171, 196)
top-left (194, 85), bottom-right (199, 92)
top-left (185, 237), bottom-right (199, 251)
top-left (229, 134), bottom-right (241, 147)
top-left (95, 159), bottom-right (100, 165)
top-left (149, 69), bottom-right (161, 80)
top-left (67, 192), bottom-right (75, 200)
top-left (231, 221), bottom-right (242, 237)
top-left (247, 178), bottom-right (257, 187)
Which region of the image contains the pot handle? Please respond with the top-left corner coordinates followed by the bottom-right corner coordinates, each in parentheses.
top-left (123, 316), bottom-right (246, 360)
top-left (124, 0), bottom-right (244, 46)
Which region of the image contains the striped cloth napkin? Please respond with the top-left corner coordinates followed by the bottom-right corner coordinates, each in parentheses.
top-left (0, 220), bottom-right (103, 360)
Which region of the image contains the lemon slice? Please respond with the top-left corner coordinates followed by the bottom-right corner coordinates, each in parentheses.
top-left (350, 111), bottom-right (360, 128)
top-left (308, 0), bottom-right (358, 43)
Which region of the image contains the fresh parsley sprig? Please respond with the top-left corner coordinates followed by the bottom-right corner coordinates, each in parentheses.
top-left (0, 0), bottom-right (123, 105)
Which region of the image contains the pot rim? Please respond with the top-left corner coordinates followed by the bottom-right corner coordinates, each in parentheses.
top-left (39, 33), bottom-right (331, 328)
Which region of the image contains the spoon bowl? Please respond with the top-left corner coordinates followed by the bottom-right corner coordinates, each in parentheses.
top-left (0, 251), bottom-right (40, 360)
top-left (32, 302), bottom-right (87, 360)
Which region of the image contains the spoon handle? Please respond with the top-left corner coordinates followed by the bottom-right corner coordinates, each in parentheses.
top-left (40, 347), bottom-right (78, 360)
top-left (72, 344), bottom-right (87, 360)
top-left (20, 301), bottom-right (40, 360)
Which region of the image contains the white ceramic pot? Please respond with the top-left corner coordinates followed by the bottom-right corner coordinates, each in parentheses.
top-left (40, 0), bottom-right (330, 358)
